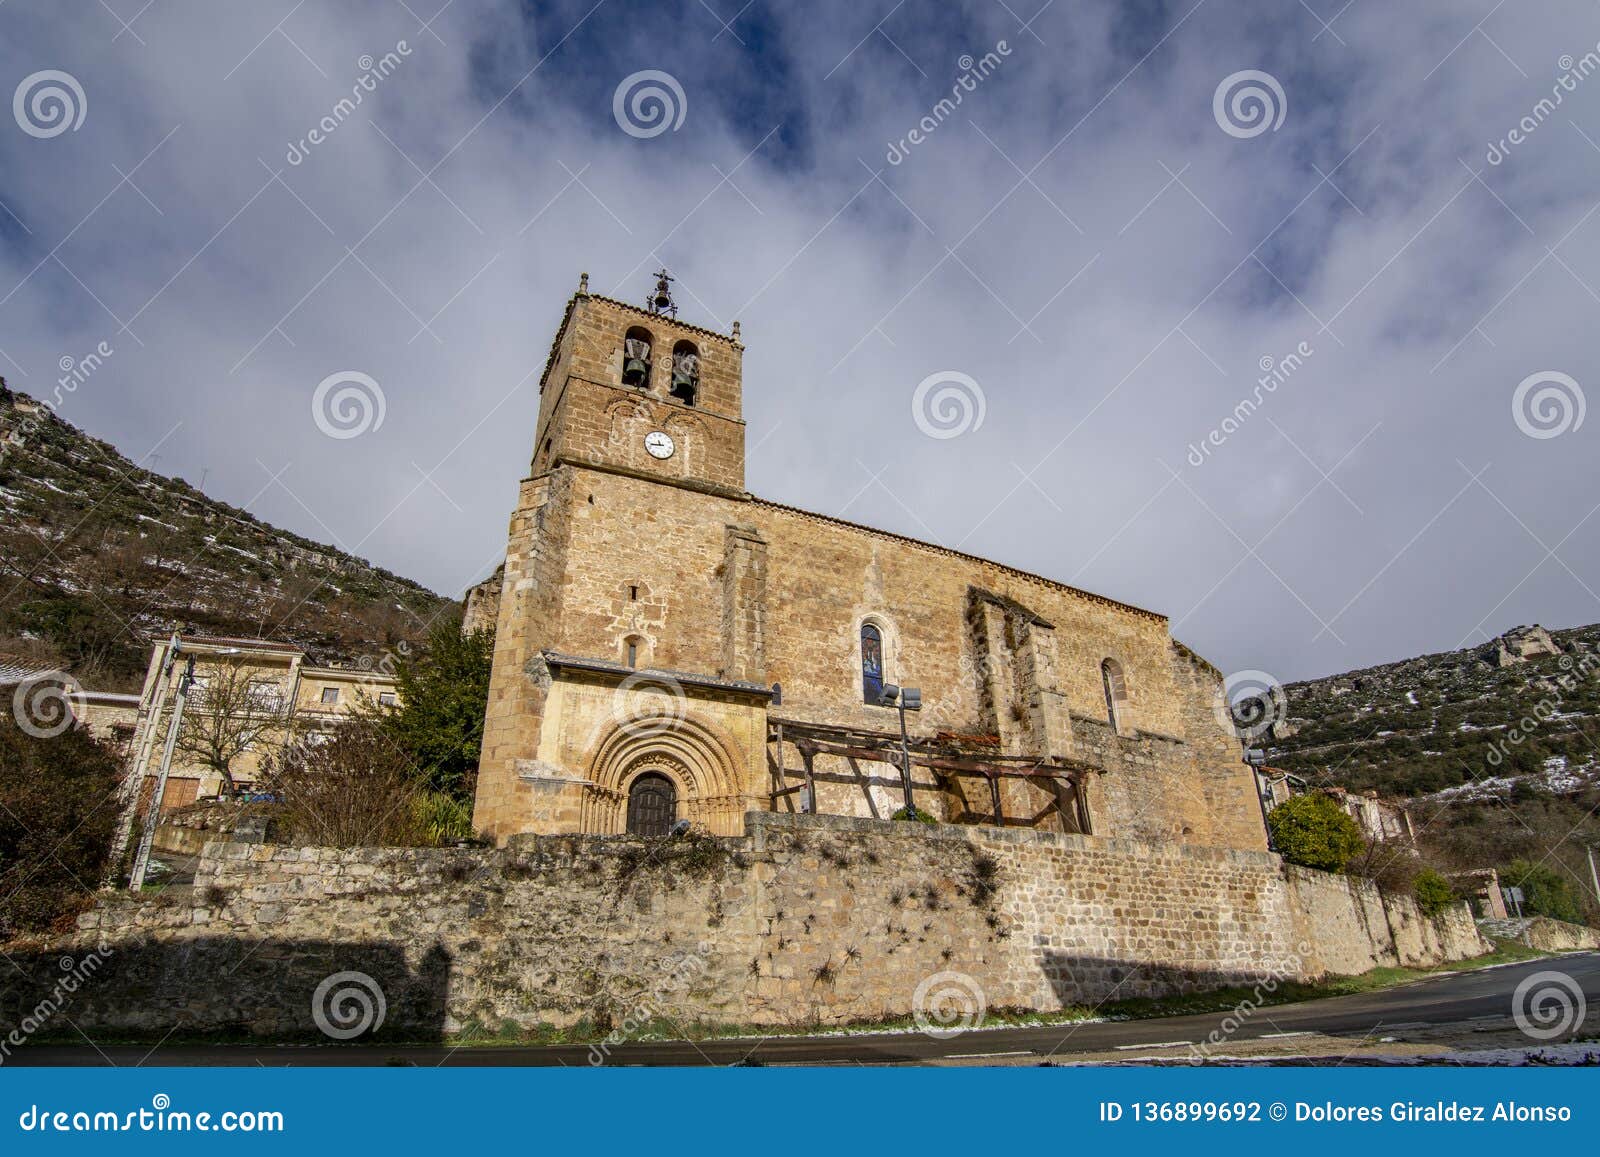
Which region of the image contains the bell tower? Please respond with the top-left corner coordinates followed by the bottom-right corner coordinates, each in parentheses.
top-left (528, 271), bottom-right (746, 497)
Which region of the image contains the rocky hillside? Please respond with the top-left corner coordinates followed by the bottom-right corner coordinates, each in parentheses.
top-left (1267, 623), bottom-right (1600, 803)
top-left (0, 382), bottom-right (455, 689)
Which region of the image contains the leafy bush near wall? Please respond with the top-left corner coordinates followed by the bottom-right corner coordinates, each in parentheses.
top-left (374, 621), bottom-right (494, 800)
top-left (891, 807), bottom-right (937, 824)
top-left (0, 717), bottom-right (121, 935)
top-left (1412, 868), bottom-right (1457, 917)
top-left (1501, 858), bottom-right (1585, 924)
top-left (1267, 793), bottom-right (1365, 872)
top-left (414, 791), bottom-right (475, 845)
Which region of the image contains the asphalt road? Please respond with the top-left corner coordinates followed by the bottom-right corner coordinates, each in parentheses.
top-left (15, 953), bottom-right (1600, 1066)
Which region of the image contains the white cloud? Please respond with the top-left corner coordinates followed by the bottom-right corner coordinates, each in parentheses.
top-left (2, 0), bottom-right (1598, 683)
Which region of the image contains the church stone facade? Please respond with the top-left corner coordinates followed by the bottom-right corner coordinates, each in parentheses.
top-left (472, 279), bottom-right (1267, 854)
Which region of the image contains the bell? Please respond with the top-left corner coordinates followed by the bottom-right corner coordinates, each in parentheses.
top-left (653, 290), bottom-right (672, 311)
top-left (622, 357), bottom-right (647, 386)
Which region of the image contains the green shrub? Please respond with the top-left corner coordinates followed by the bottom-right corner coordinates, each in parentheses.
top-left (1267, 793), bottom-right (1365, 872)
top-left (376, 620), bottom-right (494, 800)
top-left (0, 716), bottom-right (122, 934)
top-left (413, 790), bottom-right (475, 845)
top-left (1413, 868), bottom-right (1457, 917)
top-left (1501, 858), bottom-right (1584, 924)
top-left (891, 806), bottom-right (937, 825)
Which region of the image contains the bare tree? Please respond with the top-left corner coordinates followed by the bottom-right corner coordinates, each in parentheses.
top-left (261, 720), bottom-right (426, 846)
top-left (175, 660), bottom-right (295, 795)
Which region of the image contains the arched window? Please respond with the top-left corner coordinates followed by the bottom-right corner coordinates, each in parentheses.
top-left (1101, 658), bottom-right (1127, 731)
top-left (622, 635), bottom-right (643, 668)
top-left (622, 327), bottom-right (653, 388)
top-left (861, 623), bottom-right (884, 704)
top-left (670, 340), bottom-right (699, 405)
top-left (626, 772), bottom-right (676, 837)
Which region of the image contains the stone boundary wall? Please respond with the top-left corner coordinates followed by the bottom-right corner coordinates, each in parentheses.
top-left (1478, 916), bottom-right (1600, 952)
top-left (2, 814), bottom-right (1490, 1041)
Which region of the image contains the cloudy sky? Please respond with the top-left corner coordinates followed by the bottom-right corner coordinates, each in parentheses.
top-left (1, 0), bottom-right (1597, 685)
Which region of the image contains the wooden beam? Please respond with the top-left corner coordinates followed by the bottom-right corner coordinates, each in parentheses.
top-left (844, 756), bottom-right (879, 819)
top-left (803, 748), bottom-right (816, 815)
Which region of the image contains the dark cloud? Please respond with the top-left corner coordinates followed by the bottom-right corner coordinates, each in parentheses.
top-left (2, 0), bottom-right (1598, 689)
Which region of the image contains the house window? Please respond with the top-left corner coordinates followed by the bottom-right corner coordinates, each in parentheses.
top-left (378, 691), bottom-right (397, 706)
top-left (622, 327), bottom-right (653, 388)
top-left (1101, 659), bottom-right (1127, 730)
top-left (861, 623), bottom-right (884, 704)
top-left (670, 340), bottom-right (699, 405)
top-left (320, 686), bottom-right (340, 705)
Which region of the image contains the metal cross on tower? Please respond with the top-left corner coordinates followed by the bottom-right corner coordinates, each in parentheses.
top-left (646, 269), bottom-right (677, 318)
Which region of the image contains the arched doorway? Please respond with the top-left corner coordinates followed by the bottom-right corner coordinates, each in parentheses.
top-left (626, 772), bottom-right (677, 837)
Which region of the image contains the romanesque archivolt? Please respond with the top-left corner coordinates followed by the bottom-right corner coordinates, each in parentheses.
top-left (581, 709), bottom-right (745, 837)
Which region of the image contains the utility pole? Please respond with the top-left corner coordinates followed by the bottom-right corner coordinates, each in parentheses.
top-left (1588, 843), bottom-right (1599, 908)
top-left (896, 694), bottom-right (914, 816)
top-left (876, 683), bottom-right (922, 817)
top-left (127, 650), bottom-right (196, 891)
top-left (107, 632), bottom-right (179, 886)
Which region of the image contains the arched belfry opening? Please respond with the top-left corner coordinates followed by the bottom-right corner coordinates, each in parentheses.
top-left (670, 340), bottom-right (699, 405)
top-left (622, 326), bottom-right (653, 388)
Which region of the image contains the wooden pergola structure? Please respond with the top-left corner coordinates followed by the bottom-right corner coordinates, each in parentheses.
top-left (766, 717), bottom-right (1098, 833)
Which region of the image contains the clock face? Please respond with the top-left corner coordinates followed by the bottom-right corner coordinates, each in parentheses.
top-left (644, 431), bottom-right (675, 459)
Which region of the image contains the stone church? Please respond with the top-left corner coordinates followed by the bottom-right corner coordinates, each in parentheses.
top-left (471, 274), bottom-right (1267, 853)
